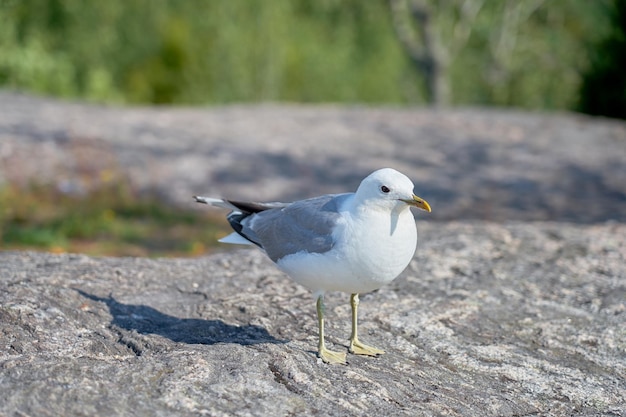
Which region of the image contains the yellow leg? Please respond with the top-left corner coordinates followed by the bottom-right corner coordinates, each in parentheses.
top-left (316, 295), bottom-right (347, 364)
top-left (349, 293), bottom-right (384, 356)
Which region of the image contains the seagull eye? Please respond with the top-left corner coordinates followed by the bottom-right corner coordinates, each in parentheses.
top-left (380, 185), bottom-right (390, 194)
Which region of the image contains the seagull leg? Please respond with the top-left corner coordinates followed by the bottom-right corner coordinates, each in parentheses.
top-left (316, 295), bottom-right (347, 364)
top-left (349, 293), bottom-right (385, 356)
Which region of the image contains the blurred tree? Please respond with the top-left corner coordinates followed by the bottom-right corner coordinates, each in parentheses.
top-left (388, 0), bottom-right (607, 109)
top-left (579, 0), bottom-right (626, 119)
top-left (389, 0), bottom-right (485, 106)
top-left (0, 0), bottom-right (614, 110)
top-left (482, 0), bottom-right (546, 105)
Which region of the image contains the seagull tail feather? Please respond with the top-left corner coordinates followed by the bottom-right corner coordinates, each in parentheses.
top-left (218, 232), bottom-right (254, 245)
top-left (193, 196), bottom-right (240, 211)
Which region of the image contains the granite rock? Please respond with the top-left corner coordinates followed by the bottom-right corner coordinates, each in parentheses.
top-left (0, 93), bottom-right (625, 416)
top-left (1, 222), bottom-right (624, 416)
top-left (0, 92), bottom-right (625, 223)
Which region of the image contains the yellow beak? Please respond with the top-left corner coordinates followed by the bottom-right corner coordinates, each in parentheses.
top-left (402, 194), bottom-right (431, 212)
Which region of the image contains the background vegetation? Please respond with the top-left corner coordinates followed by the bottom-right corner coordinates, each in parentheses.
top-left (0, 0), bottom-right (623, 115)
top-left (0, 181), bottom-right (232, 257)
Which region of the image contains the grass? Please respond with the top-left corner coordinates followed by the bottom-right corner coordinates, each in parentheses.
top-left (0, 183), bottom-right (233, 257)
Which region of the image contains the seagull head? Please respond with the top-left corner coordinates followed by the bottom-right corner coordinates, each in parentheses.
top-left (354, 168), bottom-right (431, 212)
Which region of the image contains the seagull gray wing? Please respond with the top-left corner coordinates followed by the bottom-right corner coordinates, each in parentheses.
top-left (239, 193), bottom-right (352, 262)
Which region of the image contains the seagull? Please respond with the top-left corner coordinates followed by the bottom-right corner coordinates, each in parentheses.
top-left (194, 168), bottom-right (431, 364)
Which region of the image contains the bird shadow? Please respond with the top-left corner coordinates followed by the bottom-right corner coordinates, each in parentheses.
top-left (76, 290), bottom-right (285, 346)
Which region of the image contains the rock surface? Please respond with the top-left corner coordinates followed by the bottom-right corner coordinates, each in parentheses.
top-left (1, 92), bottom-right (625, 222)
top-left (1, 93), bottom-right (625, 416)
top-left (1, 222), bottom-right (625, 416)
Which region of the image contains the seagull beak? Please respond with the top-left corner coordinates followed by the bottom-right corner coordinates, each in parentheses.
top-left (401, 194), bottom-right (431, 212)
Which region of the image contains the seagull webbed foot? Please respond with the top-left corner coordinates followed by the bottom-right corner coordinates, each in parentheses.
top-left (319, 346), bottom-right (347, 365)
top-left (349, 338), bottom-right (385, 356)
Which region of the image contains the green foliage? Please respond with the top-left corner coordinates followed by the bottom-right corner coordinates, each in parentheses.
top-left (0, 183), bottom-right (231, 257)
top-left (0, 0), bottom-right (618, 111)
